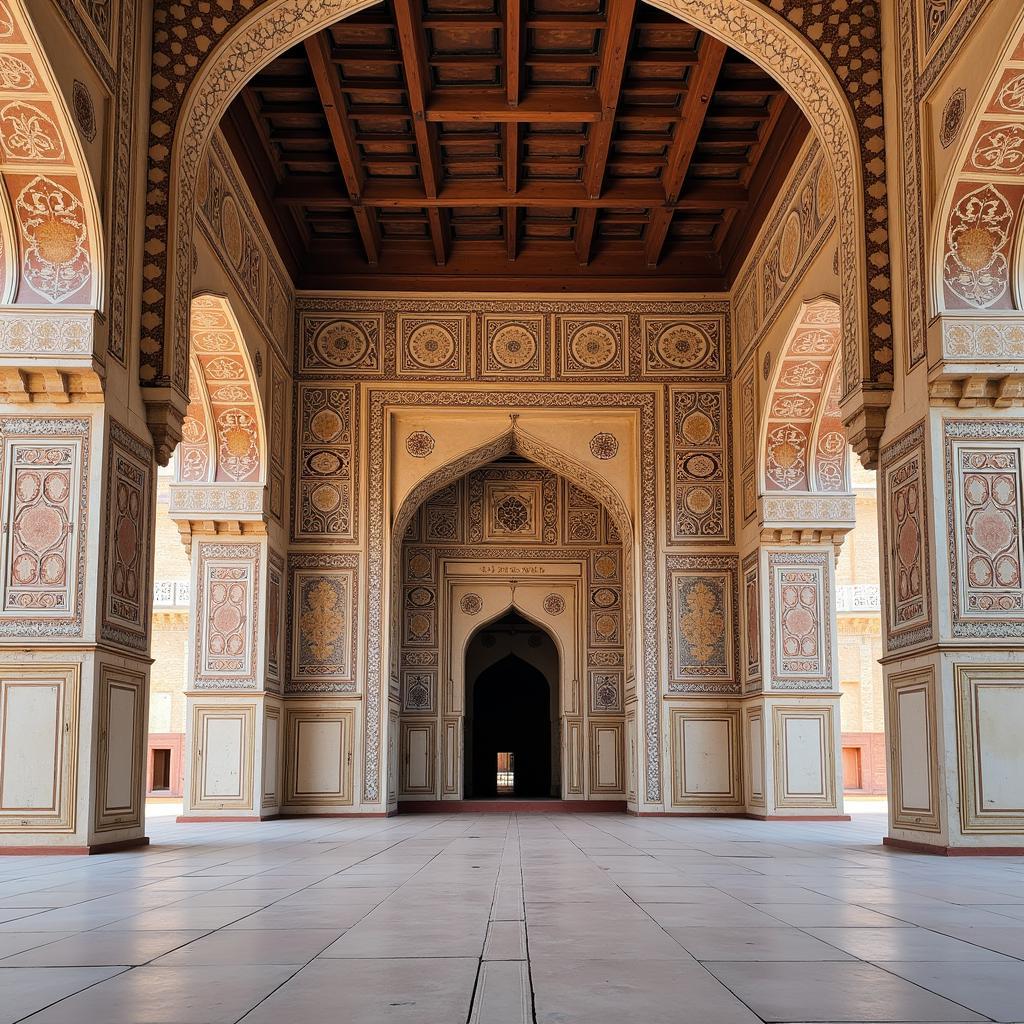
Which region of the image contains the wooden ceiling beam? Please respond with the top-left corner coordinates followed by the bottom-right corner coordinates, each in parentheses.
top-left (304, 31), bottom-right (379, 265)
top-left (392, 0), bottom-right (448, 263)
top-left (426, 90), bottom-right (602, 122)
top-left (575, 0), bottom-right (637, 264)
top-left (275, 177), bottom-right (749, 209)
top-left (645, 34), bottom-right (727, 267)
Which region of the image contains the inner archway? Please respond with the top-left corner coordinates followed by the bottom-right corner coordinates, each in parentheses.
top-left (465, 611), bottom-right (558, 799)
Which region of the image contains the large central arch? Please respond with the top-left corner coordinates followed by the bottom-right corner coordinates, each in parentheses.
top-left (140, 0), bottom-right (886, 460)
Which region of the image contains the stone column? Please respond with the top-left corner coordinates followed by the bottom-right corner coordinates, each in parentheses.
top-left (0, 401), bottom-right (153, 852)
top-left (171, 499), bottom-right (282, 822)
top-left (741, 496), bottom-right (853, 820)
top-left (879, 371), bottom-right (1024, 852)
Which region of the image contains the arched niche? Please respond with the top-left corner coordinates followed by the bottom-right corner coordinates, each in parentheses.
top-left (178, 294), bottom-right (267, 487)
top-left (138, 0), bottom-right (885, 458)
top-left (0, 0), bottom-right (104, 312)
top-left (931, 12), bottom-right (1024, 317)
top-left (760, 297), bottom-right (850, 496)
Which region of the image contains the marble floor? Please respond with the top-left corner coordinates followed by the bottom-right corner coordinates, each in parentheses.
top-left (0, 810), bottom-right (1023, 1024)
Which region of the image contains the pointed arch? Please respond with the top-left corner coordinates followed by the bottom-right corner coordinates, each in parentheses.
top-left (761, 297), bottom-right (849, 494)
top-left (393, 423), bottom-right (634, 549)
top-left (0, 0), bottom-right (104, 310)
top-left (463, 603), bottom-right (565, 672)
top-left (932, 10), bottom-right (1024, 316)
top-left (187, 294), bottom-right (267, 486)
top-left (139, 0), bottom-right (885, 458)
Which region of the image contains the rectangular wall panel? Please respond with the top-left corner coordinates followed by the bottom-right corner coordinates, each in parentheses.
top-left (94, 665), bottom-right (146, 833)
top-left (589, 722), bottom-right (623, 794)
top-left (669, 708), bottom-right (741, 807)
top-left (888, 668), bottom-right (940, 832)
top-left (0, 668), bottom-right (78, 833)
top-left (285, 708), bottom-right (354, 806)
top-left (566, 718), bottom-right (583, 796)
top-left (263, 707), bottom-right (280, 807)
top-left (772, 705), bottom-right (836, 809)
top-left (400, 721), bottom-right (435, 795)
top-left (190, 705), bottom-right (255, 811)
top-left (746, 711), bottom-right (764, 806)
top-left (956, 666), bottom-right (1024, 833)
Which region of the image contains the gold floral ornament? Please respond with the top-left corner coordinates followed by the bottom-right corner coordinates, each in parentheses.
top-left (300, 580), bottom-right (345, 662)
top-left (680, 582), bottom-right (724, 664)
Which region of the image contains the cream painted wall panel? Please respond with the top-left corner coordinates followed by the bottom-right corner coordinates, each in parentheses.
top-left (104, 685), bottom-right (137, 812)
top-left (683, 719), bottom-right (731, 796)
top-left (0, 684), bottom-right (59, 810)
top-left (296, 721), bottom-right (342, 796)
top-left (897, 687), bottom-right (932, 811)
top-left (974, 685), bottom-right (1024, 811)
top-left (748, 714), bottom-right (764, 803)
top-left (783, 717), bottom-right (825, 796)
top-left (590, 722), bottom-right (623, 794)
top-left (263, 714), bottom-right (279, 803)
top-left (203, 717), bottom-right (245, 799)
top-left (401, 722), bottom-right (433, 794)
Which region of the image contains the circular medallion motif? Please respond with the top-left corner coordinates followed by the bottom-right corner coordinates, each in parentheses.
top-left (569, 324), bottom-right (616, 369)
top-left (460, 593), bottom-right (482, 615)
top-left (778, 210), bottom-right (802, 278)
top-left (307, 450), bottom-right (344, 476)
top-left (408, 553), bottom-right (431, 578)
top-left (680, 411), bottom-right (713, 446)
top-left (680, 452), bottom-right (718, 479)
top-left (956, 226), bottom-right (996, 271)
top-left (72, 80), bottom-right (96, 142)
top-left (315, 321), bottom-right (370, 368)
top-left (594, 554), bottom-right (616, 579)
top-left (592, 588), bottom-right (617, 609)
top-left (491, 324), bottom-right (536, 369)
top-left (940, 87), bottom-right (967, 149)
top-left (406, 430), bottom-right (435, 458)
top-left (542, 593), bottom-right (565, 615)
top-left (657, 324), bottom-right (710, 369)
top-left (408, 323), bottom-right (456, 368)
top-left (310, 482), bottom-right (341, 513)
top-left (220, 194), bottom-right (244, 269)
top-left (309, 408), bottom-right (344, 444)
top-left (594, 614), bottom-right (617, 640)
top-left (408, 587), bottom-right (433, 607)
top-left (589, 432), bottom-right (618, 460)
top-left (684, 487), bottom-right (714, 515)
top-left (408, 612), bottom-right (430, 639)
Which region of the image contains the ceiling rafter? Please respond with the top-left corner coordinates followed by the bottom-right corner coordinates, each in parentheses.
top-left (232, 1), bottom-right (807, 290)
top-left (576, 0), bottom-right (638, 265)
top-left (644, 35), bottom-right (728, 268)
top-left (303, 32), bottom-right (380, 265)
top-left (392, 0), bottom-right (449, 265)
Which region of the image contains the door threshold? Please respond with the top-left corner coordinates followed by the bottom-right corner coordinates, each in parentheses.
top-left (398, 799), bottom-right (627, 813)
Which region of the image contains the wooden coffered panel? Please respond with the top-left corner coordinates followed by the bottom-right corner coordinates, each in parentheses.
top-left (224, 0), bottom-right (808, 291)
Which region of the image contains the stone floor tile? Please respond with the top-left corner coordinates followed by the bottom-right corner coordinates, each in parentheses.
top-left (469, 961), bottom-right (531, 1024)
top-left (19, 964), bottom-right (299, 1024)
top-left (667, 925), bottom-right (856, 961)
top-left (0, 967), bottom-right (126, 1024)
top-left (242, 957), bottom-right (478, 1024)
top-left (531, 957), bottom-right (761, 1024)
top-left (154, 927), bottom-right (340, 965)
top-left (808, 926), bottom-right (1016, 961)
top-left (704, 961), bottom-right (988, 1022)
top-left (0, 929), bottom-right (205, 967)
top-left (883, 961), bottom-right (1024, 1022)
top-left (483, 919), bottom-right (527, 960)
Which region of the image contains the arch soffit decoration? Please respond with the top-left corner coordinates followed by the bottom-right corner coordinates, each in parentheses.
top-left (0, 0), bottom-right (104, 312)
top-left (181, 294), bottom-right (267, 487)
top-left (140, 0), bottom-right (888, 459)
top-left (463, 606), bottom-right (564, 679)
top-left (932, 11), bottom-right (1024, 318)
top-left (760, 296), bottom-right (849, 496)
top-left (391, 423), bottom-right (630, 552)
top-left (392, 424), bottom-right (634, 550)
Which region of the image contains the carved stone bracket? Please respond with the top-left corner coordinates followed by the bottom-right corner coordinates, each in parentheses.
top-left (174, 517), bottom-right (266, 556)
top-left (759, 492), bottom-right (856, 563)
top-left (0, 365), bottom-right (104, 404)
top-left (142, 386), bottom-right (187, 467)
top-left (926, 314), bottom-right (1024, 409)
top-left (840, 388), bottom-right (889, 470)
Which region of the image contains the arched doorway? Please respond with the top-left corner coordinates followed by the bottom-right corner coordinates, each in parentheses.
top-left (464, 611), bottom-right (558, 799)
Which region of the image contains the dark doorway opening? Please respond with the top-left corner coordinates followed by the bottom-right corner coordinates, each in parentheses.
top-left (151, 748), bottom-right (172, 791)
top-left (465, 611), bottom-right (557, 799)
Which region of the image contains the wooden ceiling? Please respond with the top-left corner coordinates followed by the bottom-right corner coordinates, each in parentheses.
top-left (224, 0), bottom-right (808, 292)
